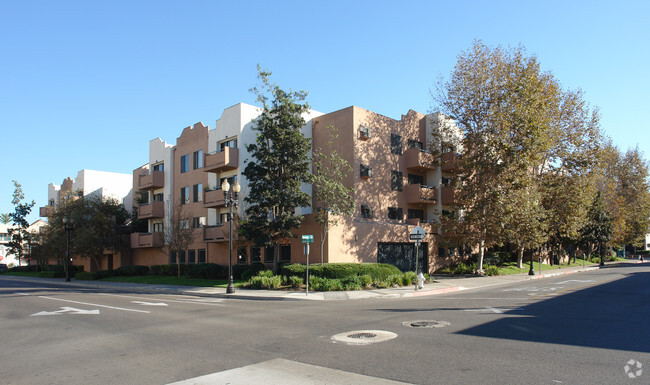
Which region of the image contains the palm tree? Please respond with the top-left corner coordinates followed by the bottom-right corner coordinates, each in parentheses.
top-left (0, 213), bottom-right (11, 224)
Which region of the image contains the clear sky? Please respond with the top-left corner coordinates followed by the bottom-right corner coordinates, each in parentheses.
top-left (1, 0), bottom-right (648, 223)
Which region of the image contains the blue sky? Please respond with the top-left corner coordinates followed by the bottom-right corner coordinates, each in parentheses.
top-left (2, 0), bottom-right (649, 223)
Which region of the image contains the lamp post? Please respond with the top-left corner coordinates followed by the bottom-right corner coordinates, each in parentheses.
top-left (528, 250), bottom-right (535, 275)
top-left (222, 179), bottom-right (240, 294)
top-left (62, 216), bottom-right (74, 282)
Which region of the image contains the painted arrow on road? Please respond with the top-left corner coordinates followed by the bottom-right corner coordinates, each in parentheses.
top-left (31, 307), bottom-right (100, 316)
top-left (553, 280), bottom-right (594, 285)
top-left (465, 307), bottom-right (523, 314)
top-left (130, 301), bottom-right (168, 306)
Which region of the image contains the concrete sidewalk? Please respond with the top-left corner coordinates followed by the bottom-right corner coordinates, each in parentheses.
top-left (4, 262), bottom-right (635, 301)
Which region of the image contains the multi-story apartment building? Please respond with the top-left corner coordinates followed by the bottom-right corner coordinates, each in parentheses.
top-left (130, 103), bottom-right (459, 273)
top-left (0, 219), bottom-right (47, 267)
top-left (39, 169), bottom-right (134, 217)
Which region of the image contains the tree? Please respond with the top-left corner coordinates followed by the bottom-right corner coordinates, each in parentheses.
top-left (164, 203), bottom-right (196, 278)
top-left (0, 213), bottom-right (11, 224)
top-left (240, 66), bottom-right (312, 273)
top-left (312, 125), bottom-right (354, 264)
top-left (7, 180), bottom-right (35, 267)
top-left (41, 194), bottom-right (130, 271)
top-left (580, 191), bottom-right (612, 261)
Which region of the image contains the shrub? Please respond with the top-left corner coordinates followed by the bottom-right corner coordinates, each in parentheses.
top-left (402, 271), bottom-right (417, 286)
top-left (309, 276), bottom-right (343, 291)
top-left (485, 265), bottom-right (500, 276)
top-left (38, 271), bottom-right (66, 278)
top-left (94, 270), bottom-right (115, 279)
top-left (257, 270), bottom-right (274, 278)
top-left (187, 263), bottom-right (225, 279)
top-left (484, 251), bottom-right (513, 266)
top-left (282, 263), bottom-right (401, 281)
top-left (341, 276), bottom-right (363, 291)
top-left (238, 263), bottom-right (267, 281)
top-left (287, 275), bottom-right (303, 287)
top-left (360, 274), bottom-right (373, 287)
top-left (115, 265), bottom-right (150, 276)
top-left (248, 274), bottom-right (282, 289)
top-left (75, 272), bottom-right (96, 280)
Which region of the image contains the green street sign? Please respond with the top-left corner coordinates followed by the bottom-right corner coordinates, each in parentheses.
top-left (302, 235), bottom-right (314, 244)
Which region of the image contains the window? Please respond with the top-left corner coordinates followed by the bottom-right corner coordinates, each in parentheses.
top-left (408, 139), bottom-right (423, 151)
top-left (280, 245), bottom-right (291, 262)
top-left (197, 249), bottom-right (206, 263)
top-left (388, 207), bottom-right (403, 220)
top-left (360, 164), bottom-right (372, 179)
top-left (178, 250), bottom-right (186, 264)
top-left (219, 138), bottom-right (238, 151)
top-left (251, 247), bottom-right (261, 263)
top-left (153, 163), bottom-right (164, 172)
top-left (441, 177), bottom-right (452, 187)
top-left (153, 193), bottom-right (164, 202)
top-left (219, 213), bottom-right (230, 225)
top-left (170, 251), bottom-right (176, 264)
top-left (179, 219), bottom-right (190, 230)
top-left (408, 209), bottom-right (424, 220)
top-left (359, 125), bottom-right (372, 139)
top-left (237, 247), bottom-right (248, 264)
top-left (193, 150), bottom-right (203, 170)
top-left (180, 186), bottom-right (189, 204)
top-left (361, 205), bottom-right (374, 218)
top-left (188, 250), bottom-right (196, 264)
top-left (49, 199), bottom-right (55, 206)
top-left (192, 216), bottom-right (205, 228)
top-left (265, 246), bottom-right (275, 263)
top-left (152, 222), bottom-right (163, 232)
top-left (391, 134), bottom-right (402, 155)
top-left (193, 183), bottom-right (203, 202)
top-left (408, 174), bottom-right (424, 185)
top-left (180, 154), bottom-right (189, 173)
top-left (442, 210), bottom-right (456, 219)
top-left (391, 170), bottom-right (403, 191)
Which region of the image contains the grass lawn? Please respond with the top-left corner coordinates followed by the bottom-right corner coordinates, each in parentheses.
top-left (3, 272), bottom-right (42, 277)
top-left (100, 275), bottom-right (245, 288)
top-left (496, 259), bottom-right (602, 275)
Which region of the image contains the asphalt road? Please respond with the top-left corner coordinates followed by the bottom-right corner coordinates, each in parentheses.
top-left (1, 263), bottom-right (649, 385)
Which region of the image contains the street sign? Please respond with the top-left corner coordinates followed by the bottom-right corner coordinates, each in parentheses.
top-left (409, 226), bottom-right (425, 241)
top-left (302, 235), bottom-right (314, 244)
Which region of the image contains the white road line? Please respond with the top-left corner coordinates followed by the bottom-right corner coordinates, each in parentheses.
top-left (98, 293), bottom-right (225, 306)
top-left (37, 296), bottom-right (150, 313)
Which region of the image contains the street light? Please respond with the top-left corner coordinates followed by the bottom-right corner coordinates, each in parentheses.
top-left (62, 216), bottom-right (75, 282)
top-left (222, 179), bottom-right (240, 294)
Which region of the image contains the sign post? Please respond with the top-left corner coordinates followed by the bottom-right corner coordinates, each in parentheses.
top-left (302, 235), bottom-right (314, 295)
top-left (409, 226), bottom-right (425, 291)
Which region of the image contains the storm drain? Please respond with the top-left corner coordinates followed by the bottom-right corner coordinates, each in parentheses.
top-left (331, 330), bottom-right (397, 345)
top-left (401, 320), bottom-right (450, 328)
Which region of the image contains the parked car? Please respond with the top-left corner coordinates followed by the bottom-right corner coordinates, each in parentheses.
top-left (0, 263), bottom-right (8, 272)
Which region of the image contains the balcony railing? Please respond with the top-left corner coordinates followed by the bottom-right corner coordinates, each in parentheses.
top-left (203, 225), bottom-right (228, 243)
top-left (135, 170), bottom-right (165, 190)
top-left (204, 147), bottom-right (239, 173)
top-left (130, 232), bottom-right (164, 248)
top-left (404, 148), bottom-right (437, 171)
top-left (137, 201), bottom-right (165, 219)
top-left (203, 189), bottom-right (225, 208)
top-left (405, 184), bottom-right (437, 205)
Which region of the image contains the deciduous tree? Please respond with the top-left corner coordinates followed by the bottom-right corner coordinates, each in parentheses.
top-left (7, 180), bottom-right (35, 267)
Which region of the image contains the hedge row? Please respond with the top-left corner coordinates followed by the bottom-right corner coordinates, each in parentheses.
top-left (280, 263), bottom-right (401, 280)
top-left (10, 265), bottom-right (84, 273)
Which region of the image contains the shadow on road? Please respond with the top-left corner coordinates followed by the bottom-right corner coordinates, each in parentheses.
top-left (455, 269), bottom-right (650, 353)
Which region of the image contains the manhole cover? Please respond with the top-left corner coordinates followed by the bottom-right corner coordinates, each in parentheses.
top-left (331, 330), bottom-right (397, 345)
top-left (401, 320), bottom-right (450, 328)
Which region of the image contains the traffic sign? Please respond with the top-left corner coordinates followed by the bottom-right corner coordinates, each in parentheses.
top-left (302, 235), bottom-right (314, 244)
top-left (409, 226), bottom-right (425, 241)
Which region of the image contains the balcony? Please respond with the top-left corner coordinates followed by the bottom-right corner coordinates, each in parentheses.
top-left (130, 232), bottom-right (164, 248)
top-left (39, 206), bottom-right (52, 217)
top-left (204, 147), bottom-right (239, 173)
top-left (203, 225), bottom-right (228, 243)
top-left (441, 152), bottom-right (459, 173)
top-left (405, 184), bottom-right (437, 205)
top-left (440, 185), bottom-right (455, 206)
top-left (137, 201), bottom-right (164, 219)
top-left (135, 170), bottom-right (165, 190)
top-left (404, 148), bottom-right (437, 171)
top-left (203, 189), bottom-right (225, 208)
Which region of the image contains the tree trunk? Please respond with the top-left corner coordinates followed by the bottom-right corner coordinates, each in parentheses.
top-left (517, 246), bottom-right (524, 269)
top-left (320, 228), bottom-right (327, 266)
top-left (92, 255), bottom-right (101, 272)
top-left (477, 238), bottom-right (485, 273)
top-left (274, 242), bottom-right (279, 275)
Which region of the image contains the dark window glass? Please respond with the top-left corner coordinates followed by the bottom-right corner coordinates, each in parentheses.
top-left (280, 245), bottom-right (291, 262)
top-left (237, 247), bottom-right (247, 264)
top-left (391, 134), bottom-right (402, 155)
top-left (391, 170), bottom-right (403, 191)
top-left (178, 250), bottom-right (186, 264)
top-left (360, 164), bottom-right (372, 178)
top-left (193, 150), bottom-right (203, 169)
top-left (388, 207), bottom-right (403, 220)
top-left (180, 154), bottom-right (189, 173)
top-left (408, 174), bottom-right (424, 185)
top-left (153, 163), bottom-right (164, 172)
top-left (170, 251), bottom-right (176, 264)
top-left (180, 186), bottom-right (189, 204)
top-left (408, 209), bottom-right (424, 220)
top-left (197, 249), bottom-right (206, 263)
top-left (188, 250), bottom-right (196, 264)
top-left (407, 139), bottom-right (423, 151)
top-left (193, 184), bottom-right (203, 202)
top-left (265, 246), bottom-right (275, 263)
top-left (251, 247), bottom-right (261, 263)
top-left (361, 205), bottom-right (374, 218)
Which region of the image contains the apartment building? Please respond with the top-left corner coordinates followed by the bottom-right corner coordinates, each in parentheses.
top-left (310, 107), bottom-right (460, 273)
top-left (39, 169), bottom-right (134, 217)
top-left (0, 220), bottom-right (47, 267)
top-left (128, 103), bottom-right (460, 273)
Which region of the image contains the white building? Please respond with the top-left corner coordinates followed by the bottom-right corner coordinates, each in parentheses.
top-left (0, 220), bottom-right (47, 267)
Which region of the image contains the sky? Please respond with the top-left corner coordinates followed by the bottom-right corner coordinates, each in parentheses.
top-left (1, 0), bottom-right (649, 224)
